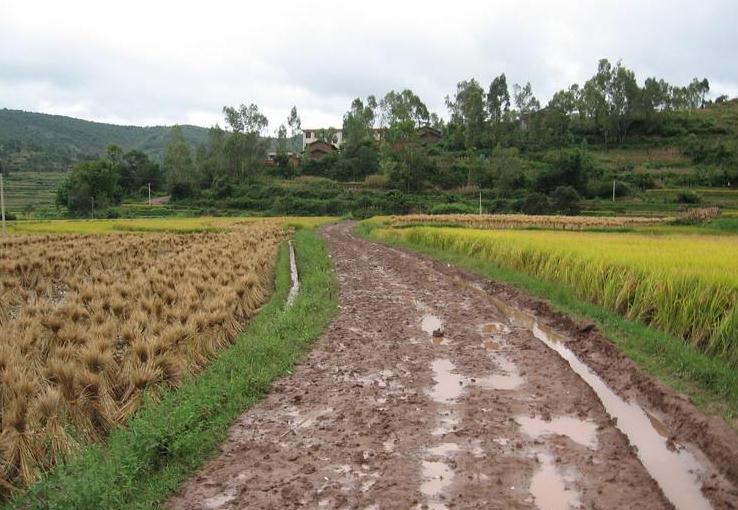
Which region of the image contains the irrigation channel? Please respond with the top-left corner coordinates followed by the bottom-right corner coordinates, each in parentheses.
top-left (169, 222), bottom-right (738, 509)
top-left (286, 240), bottom-right (300, 308)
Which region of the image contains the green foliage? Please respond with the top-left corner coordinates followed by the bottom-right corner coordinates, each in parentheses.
top-left (536, 149), bottom-right (592, 194)
top-left (676, 190), bottom-right (701, 204)
top-left (520, 191), bottom-right (551, 215)
top-left (56, 158), bottom-right (121, 214)
top-left (342, 96), bottom-right (377, 146)
top-left (163, 126), bottom-right (197, 196)
top-left (430, 203), bottom-right (477, 215)
top-left (550, 185), bottom-right (582, 215)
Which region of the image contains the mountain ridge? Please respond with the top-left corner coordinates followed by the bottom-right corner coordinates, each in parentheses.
top-left (0, 108), bottom-right (211, 172)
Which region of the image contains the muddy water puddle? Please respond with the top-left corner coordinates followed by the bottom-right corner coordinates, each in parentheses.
top-left (487, 295), bottom-right (713, 510)
top-left (429, 357), bottom-right (524, 404)
top-left (517, 416), bottom-right (598, 449)
top-left (420, 459), bottom-right (454, 503)
top-left (529, 453), bottom-right (580, 510)
top-left (421, 313), bottom-right (449, 345)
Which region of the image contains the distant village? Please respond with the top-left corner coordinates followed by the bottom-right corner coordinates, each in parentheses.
top-left (265, 125), bottom-right (442, 166)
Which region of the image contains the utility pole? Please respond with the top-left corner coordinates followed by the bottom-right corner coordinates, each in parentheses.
top-left (612, 180), bottom-right (616, 202)
top-left (0, 172), bottom-right (5, 234)
top-left (148, 182), bottom-right (151, 206)
top-left (479, 191), bottom-right (482, 215)
top-left (91, 196), bottom-right (95, 219)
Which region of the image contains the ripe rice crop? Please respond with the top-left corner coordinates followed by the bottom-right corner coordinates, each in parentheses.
top-left (376, 226), bottom-right (738, 363)
top-left (390, 213), bottom-right (669, 230)
top-left (0, 221), bottom-right (284, 492)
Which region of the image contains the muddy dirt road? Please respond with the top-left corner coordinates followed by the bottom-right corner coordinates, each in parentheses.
top-left (169, 223), bottom-right (738, 509)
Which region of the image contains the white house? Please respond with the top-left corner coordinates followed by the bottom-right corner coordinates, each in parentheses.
top-left (301, 128), bottom-right (383, 151)
top-left (302, 129), bottom-right (344, 150)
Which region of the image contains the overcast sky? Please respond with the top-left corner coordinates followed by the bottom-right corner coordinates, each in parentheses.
top-left (1, 0), bottom-right (737, 131)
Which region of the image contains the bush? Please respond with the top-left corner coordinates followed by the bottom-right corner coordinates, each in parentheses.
top-left (550, 186), bottom-right (581, 215)
top-left (678, 189), bottom-right (701, 204)
top-left (170, 182), bottom-right (196, 200)
top-left (430, 203), bottom-right (477, 215)
top-left (520, 191), bottom-right (552, 215)
top-left (675, 190), bottom-right (701, 204)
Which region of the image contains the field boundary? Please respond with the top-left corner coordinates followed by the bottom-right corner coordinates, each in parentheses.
top-left (356, 221), bottom-right (738, 430)
top-left (6, 229), bottom-right (338, 509)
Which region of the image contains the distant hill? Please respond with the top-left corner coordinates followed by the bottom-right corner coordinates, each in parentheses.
top-left (0, 108), bottom-right (210, 172)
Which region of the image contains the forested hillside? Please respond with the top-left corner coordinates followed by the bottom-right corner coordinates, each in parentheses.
top-left (0, 109), bottom-right (210, 172)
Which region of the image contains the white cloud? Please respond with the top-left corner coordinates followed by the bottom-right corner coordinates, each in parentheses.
top-left (1, 0), bottom-right (736, 128)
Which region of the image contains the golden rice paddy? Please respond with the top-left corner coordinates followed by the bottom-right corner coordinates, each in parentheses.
top-left (376, 225), bottom-right (738, 362)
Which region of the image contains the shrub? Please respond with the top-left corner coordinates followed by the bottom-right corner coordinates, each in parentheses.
top-left (550, 186), bottom-right (582, 215)
top-left (675, 190), bottom-right (701, 204)
top-left (520, 191), bottom-right (552, 215)
top-left (430, 203), bottom-right (477, 215)
top-left (170, 182), bottom-right (195, 200)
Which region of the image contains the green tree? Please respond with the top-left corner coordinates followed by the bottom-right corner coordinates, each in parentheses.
top-left (343, 97), bottom-right (377, 146)
top-left (163, 125), bottom-right (196, 197)
top-left (287, 106), bottom-right (302, 137)
top-left (445, 79), bottom-right (487, 149)
top-left (487, 74), bottom-right (510, 124)
top-left (512, 82), bottom-right (540, 117)
top-left (57, 158), bottom-right (121, 215)
top-left (222, 103), bottom-right (269, 182)
top-left (275, 124), bottom-right (288, 154)
top-left (380, 90), bottom-right (430, 127)
top-left (550, 185), bottom-right (582, 215)
top-left (119, 150), bottom-right (162, 195)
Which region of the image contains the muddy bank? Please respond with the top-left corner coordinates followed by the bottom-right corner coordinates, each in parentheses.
top-left (168, 222), bottom-right (737, 509)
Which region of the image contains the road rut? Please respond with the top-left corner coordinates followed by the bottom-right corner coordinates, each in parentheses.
top-left (168, 222), bottom-right (737, 509)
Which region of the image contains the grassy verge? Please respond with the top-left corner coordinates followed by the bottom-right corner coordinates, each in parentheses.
top-left (357, 221), bottom-right (738, 429)
top-left (7, 229), bottom-right (338, 509)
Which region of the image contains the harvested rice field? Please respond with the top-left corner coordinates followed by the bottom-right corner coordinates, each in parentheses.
top-left (0, 220), bottom-right (285, 490)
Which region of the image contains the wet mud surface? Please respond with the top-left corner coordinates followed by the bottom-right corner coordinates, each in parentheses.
top-left (169, 223), bottom-right (738, 509)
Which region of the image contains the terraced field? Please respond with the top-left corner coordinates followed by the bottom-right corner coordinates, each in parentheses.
top-left (1, 172), bottom-right (67, 213)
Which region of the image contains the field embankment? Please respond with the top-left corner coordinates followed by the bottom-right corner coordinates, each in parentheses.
top-left (388, 213), bottom-right (670, 230)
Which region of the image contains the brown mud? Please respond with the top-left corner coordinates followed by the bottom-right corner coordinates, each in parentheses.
top-left (168, 222), bottom-right (738, 509)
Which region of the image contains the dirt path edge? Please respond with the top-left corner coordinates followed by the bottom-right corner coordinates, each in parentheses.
top-left (379, 234), bottom-right (738, 488)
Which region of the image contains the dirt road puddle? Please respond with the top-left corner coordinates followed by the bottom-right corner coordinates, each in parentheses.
top-left (429, 356), bottom-right (524, 404)
top-left (517, 416), bottom-right (598, 449)
top-left (476, 356), bottom-right (525, 391)
top-left (421, 313), bottom-right (448, 344)
top-left (530, 453), bottom-right (580, 510)
top-left (429, 359), bottom-right (465, 403)
top-left (420, 460), bottom-right (454, 505)
top-left (488, 295), bottom-right (713, 510)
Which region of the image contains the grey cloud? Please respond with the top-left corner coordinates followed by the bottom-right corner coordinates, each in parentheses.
top-left (1, 0), bottom-right (736, 128)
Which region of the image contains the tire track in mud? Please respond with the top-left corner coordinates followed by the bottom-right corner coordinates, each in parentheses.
top-left (168, 222), bottom-right (737, 509)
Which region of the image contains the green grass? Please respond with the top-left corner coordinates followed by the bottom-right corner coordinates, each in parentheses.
top-left (358, 221), bottom-right (738, 430)
top-left (7, 229), bottom-right (338, 509)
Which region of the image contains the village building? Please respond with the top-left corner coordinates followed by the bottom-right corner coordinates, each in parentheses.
top-left (304, 140), bottom-right (337, 160)
top-left (301, 128), bottom-right (383, 150)
top-left (416, 126), bottom-right (442, 145)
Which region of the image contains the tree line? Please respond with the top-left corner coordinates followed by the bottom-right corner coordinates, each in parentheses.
top-left (56, 57), bottom-right (733, 216)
